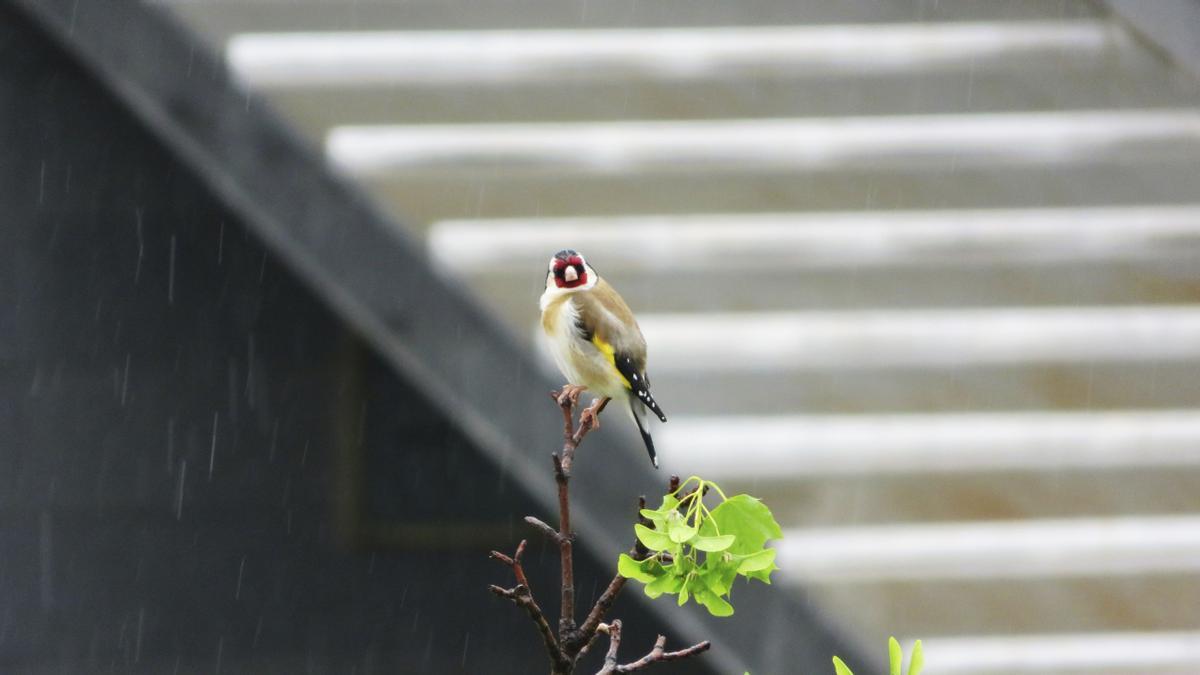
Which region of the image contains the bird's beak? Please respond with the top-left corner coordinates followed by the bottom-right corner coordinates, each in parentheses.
top-left (564, 266), bottom-right (579, 282)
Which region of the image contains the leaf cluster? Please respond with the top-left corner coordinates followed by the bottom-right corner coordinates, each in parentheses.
top-left (617, 477), bottom-right (782, 617)
top-left (833, 637), bottom-right (924, 675)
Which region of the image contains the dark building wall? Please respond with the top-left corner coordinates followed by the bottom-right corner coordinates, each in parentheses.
top-left (0, 8), bottom-right (690, 673)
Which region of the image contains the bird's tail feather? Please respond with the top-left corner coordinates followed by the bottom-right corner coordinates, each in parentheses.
top-left (629, 398), bottom-right (659, 468)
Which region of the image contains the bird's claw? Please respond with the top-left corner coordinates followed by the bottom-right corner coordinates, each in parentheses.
top-left (580, 396), bottom-right (609, 430)
top-left (556, 384), bottom-right (587, 408)
top-left (580, 406), bottom-right (600, 431)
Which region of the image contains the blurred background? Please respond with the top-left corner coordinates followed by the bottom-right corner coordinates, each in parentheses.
top-left (6, 0), bottom-right (1200, 673)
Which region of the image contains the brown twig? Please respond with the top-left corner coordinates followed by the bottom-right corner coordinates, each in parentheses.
top-left (525, 515), bottom-right (562, 542)
top-left (596, 620), bottom-right (624, 675)
top-left (595, 620), bottom-right (711, 673)
top-left (618, 635), bottom-right (712, 672)
top-left (490, 388), bottom-right (710, 674)
top-left (489, 539), bottom-right (531, 589)
top-left (490, 584), bottom-right (570, 672)
top-left (489, 540), bottom-right (571, 672)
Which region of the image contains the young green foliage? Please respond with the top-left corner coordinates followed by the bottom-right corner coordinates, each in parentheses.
top-left (617, 476), bottom-right (783, 617)
top-left (832, 637), bottom-right (925, 675)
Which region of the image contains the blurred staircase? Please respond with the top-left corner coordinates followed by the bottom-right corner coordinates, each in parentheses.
top-left (163, 1), bottom-right (1200, 672)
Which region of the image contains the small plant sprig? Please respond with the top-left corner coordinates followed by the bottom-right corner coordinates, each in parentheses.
top-left (834, 637), bottom-right (924, 675)
top-left (618, 476), bottom-right (783, 617)
top-left (744, 636), bottom-right (925, 675)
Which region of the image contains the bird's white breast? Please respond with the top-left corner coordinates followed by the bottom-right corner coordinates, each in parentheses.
top-left (540, 294), bottom-right (626, 398)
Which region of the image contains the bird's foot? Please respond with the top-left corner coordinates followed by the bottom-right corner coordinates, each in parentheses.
top-left (556, 384), bottom-right (588, 408)
top-left (580, 396), bottom-right (610, 431)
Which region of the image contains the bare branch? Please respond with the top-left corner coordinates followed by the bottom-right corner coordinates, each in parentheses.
top-left (489, 539), bottom-right (530, 589)
top-left (489, 583), bottom-right (569, 671)
top-left (554, 450), bottom-right (576, 637)
top-left (575, 573), bottom-right (627, 657)
top-left (595, 620), bottom-right (624, 675)
top-left (491, 387), bottom-right (710, 674)
top-left (615, 634), bottom-right (711, 672)
top-left (525, 515), bottom-right (562, 542)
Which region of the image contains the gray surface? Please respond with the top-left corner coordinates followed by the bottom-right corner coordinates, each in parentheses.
top-left (163, 0), bottom-right (1100, 42)
top-left (1106, 0), bottom-right (1200, 77)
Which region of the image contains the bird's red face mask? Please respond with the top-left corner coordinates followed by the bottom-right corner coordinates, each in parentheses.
top-left (552, 252), bottom-right (588, 289)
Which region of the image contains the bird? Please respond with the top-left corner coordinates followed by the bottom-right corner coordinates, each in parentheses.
top-left (539, 249), bottom-right (667, 467)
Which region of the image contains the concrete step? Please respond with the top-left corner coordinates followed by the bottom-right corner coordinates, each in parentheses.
top-left (327, 110), bottom-right (1200, 177)
top-left (660, 410), bottom-right (1200, 479)
top-left (721, 467), bottom-right (1200, 528)
top-left (430, 206), bottom-right (1200, 325)
top-left (460, 256), bottom-right (1200, 333)
top-left (916, 630), bottom-right (1200, 675)
top-left (229, 21), bottom-right (1128, 88)
top-left (635, 306), bottom-right (1200, 372)
top-left (258, 68), bottom-right (1200, 134)
top-left (806, 576), bottom-right (1200, 669)
top-left (431, 206), bottom-right (1200, 272)
top-left (359, 160), bottom-right (1200, 227)
top-left (640, 360), bottom-right (1200, 415)
top-left (777, 514), bottom-right (1200, 582)
top-left (164, 0), bottom-right (1101, 43)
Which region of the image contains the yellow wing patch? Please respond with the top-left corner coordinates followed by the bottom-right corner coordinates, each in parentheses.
top-left (591, 336), bottom-right (633, 389)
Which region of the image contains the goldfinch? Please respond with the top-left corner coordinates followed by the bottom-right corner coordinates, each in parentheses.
top-left (539, 249), bottom-right (667, 467)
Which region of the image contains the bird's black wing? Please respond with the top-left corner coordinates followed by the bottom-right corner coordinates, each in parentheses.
top-left (614, 353), bottom-right (667, 423)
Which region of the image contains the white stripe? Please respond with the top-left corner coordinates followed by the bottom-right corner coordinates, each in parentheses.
top-left (429, 205), bottom-right (1200, 270)
top-left (659, 410), bottom-right (1200, 477)
top-left (636, 306), bottom-right (1200, 370)
top-left (326, 110), bottom-right (1200, 175)
top-left (228, 22), bottom-right (1118, 87)
top-left (776, 515), bottom-right (1200, 582)
top-left (915, 631), bottom-right (1200, 673)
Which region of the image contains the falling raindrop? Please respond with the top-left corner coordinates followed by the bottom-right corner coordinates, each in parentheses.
top-left (235, 556), bottom-right (246, 600)
top-left (134, 209), bottom-right (145, 284)
top-left (134, 608), bottom-right (145, 664)
top-left (120, 353), bottom-right (131, 406)
top-left (175, 460), bottom-right (187, 520)
top-left (208, 412), bottom-right (219, 480)
top-left (167, 234), bottom-right (176, 305)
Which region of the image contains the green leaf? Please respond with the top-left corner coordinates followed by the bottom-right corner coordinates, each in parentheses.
top-left (634, 524), bottom-right (673, 551)
top-left (617, 554), bottom-right (659, 583)
top-left (888, 637), bottom-right (902, 675)
top-left (644, 570), bottom-right (683, 599)
top-left (708, 495), bottom-right (783, 555)
top-left (639, 508), bottom-right (665, 521)
top-left (677, 581), bottom-right (690, 606)
top-left (692, 534), bottom-right (735, 552)
top-left (832, 656), bottom-right (855, 675)
top-left (694, 588), bottom-right (734, 617)
top-left (743, 559), bottom-right (778, 584)
top-left (657, 493), bottom-right (680, 512)
top-left (736, 548), bottom-right (776, 573)
top-left (710, 559), bottom-right (740, 595)
top-left (667, 517), bottom-right (698, 544)
top-left (908, 640), bottom-right (924, 675)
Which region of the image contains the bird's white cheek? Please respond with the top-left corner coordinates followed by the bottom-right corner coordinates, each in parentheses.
top-left (564, 266), bottom-right (579, 282)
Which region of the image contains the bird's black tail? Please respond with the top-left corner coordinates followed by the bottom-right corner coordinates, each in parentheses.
top-left (630, 398), bottom-right (659, 468)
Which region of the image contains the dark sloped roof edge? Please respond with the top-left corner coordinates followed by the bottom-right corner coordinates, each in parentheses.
top-left (1103, 0), bottom-right (1200, 78)
top-left (8, 1), bottom-right (874, 671)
